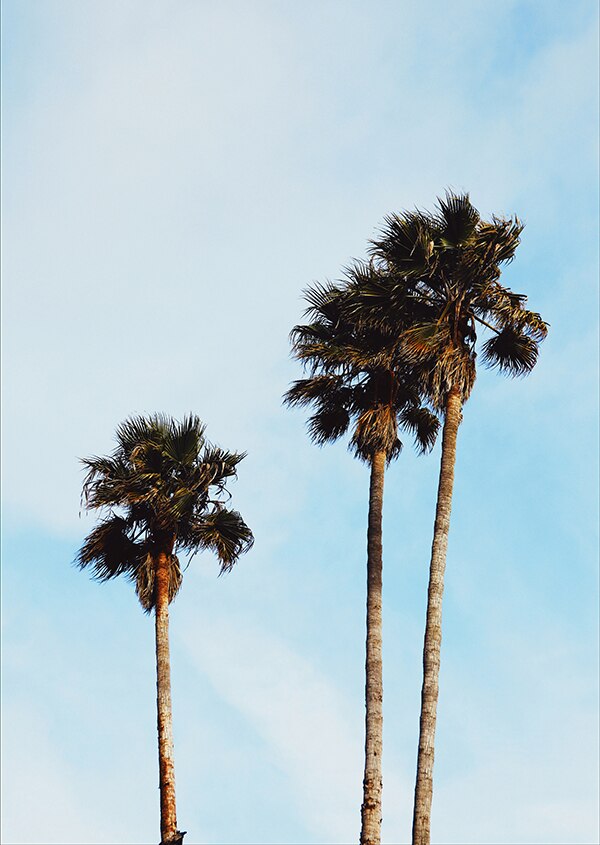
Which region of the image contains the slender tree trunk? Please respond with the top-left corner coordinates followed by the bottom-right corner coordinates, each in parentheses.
top-left (412, 388), bottom-right (462, 845)
top-left (154, 548), bottom-right (179, 845)
top-left (360, 450), bottom-right (386, 845)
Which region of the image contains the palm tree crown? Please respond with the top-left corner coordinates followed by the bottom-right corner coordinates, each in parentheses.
top-left (285, 262), bottom-right (439, 460)
top-left (78, 413), bottom-right (254, 610)
top-left (366, 192), bottom-right (548, 407)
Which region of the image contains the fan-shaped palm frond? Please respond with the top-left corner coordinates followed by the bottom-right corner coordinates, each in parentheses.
top-left (77, 515), bottom-right (146, 581)
top-left (163, 415), bottom-right (206, 466)
top-left (481, 326), bottom-right (540, 375)
top-left (186, 507), bottom-right (255, 574)
top-left (307, 406), bottom-right (352, 447)
top-left (302, 280), bottom-right (346, 321)
top-left (370, 211), bottom-right (437, 273)
top-left (399, 406), bottom-right (440, 454)
top-left (284, 374), bottom-right (351, 409)
top-left (435, 191), bottom-right (480, 247)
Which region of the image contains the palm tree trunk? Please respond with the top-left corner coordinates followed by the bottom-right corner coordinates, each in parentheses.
top-left (412, 388), bottom-right (462, 845)
top-left (360, 449), bottom-right (386, 845)
top-left (154, 549), bottom-right (179, 845)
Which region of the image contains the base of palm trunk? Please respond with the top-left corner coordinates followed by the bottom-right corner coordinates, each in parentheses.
top-left (160, 831), bottom-right (186, 845)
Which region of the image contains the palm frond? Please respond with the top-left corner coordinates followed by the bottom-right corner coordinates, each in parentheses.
top-left (199, 446), bottom-right (245, 488)
top-left (476, 216), bottom-right (524, 264)
top-left (477, 289), bottom-right (549, 343)
top-left (115, 414), bottom-right (167, 457)
top-left (163, 415), bottom-right (205, 465)
top-left (77, 515), bottom-right (145, 581)
top-left (435, 191), bottom-right (480, 246)
top-left (302, 281), bottom-right (346, 321)
top-left (399, 406), bottom-right (440, 453)
top-left (369, 211), bottom-right (436, 272)
top-left (401, 322), bottom-right (451, 360)
top-left (187, 508), bottom-right (254, 574)
top-left (283, 375), bottom-right (351, 409)
top-left (80, 455), bottom-right (130, 510)
top-left (481, 326), bottom-right (539, 375)
top-left (307, 407), bottom-right (351, 446)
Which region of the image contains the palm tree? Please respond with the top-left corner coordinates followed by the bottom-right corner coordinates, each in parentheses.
top-left (284, 264), bottom-right (439, 845)
top-left (367, 193), bottom-right (548, 844)
top-left (77, 414), bottom-right (253, 845)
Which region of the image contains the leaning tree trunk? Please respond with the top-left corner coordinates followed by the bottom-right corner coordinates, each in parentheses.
top-left (360, 449), bottom-right (386, 845)
top-left (154, 548), bottom-right (179, 845)
top-left (412, 388), bottom-right (462, 845)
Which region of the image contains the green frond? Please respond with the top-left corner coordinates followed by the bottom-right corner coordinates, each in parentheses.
top-left (187, 508), bottom-right (254, 574)
top-left (80, 455), bottom-right (129, 510)
top-left (169, 487), bottom-right (198, 520)
top-left (476, 216), bottom-right (524, 264)
top-left (369, 211), bottom-right (436, 272)
top-left (289, 322), bottom-right (337, 351)
top-left (77, 515), bottom-right (145, 581)
top-left (399, 406), bottom-right (440, 453)
top-left (302, 281), bottom-right (346, 321)
top-left (283, 375), bottom-right (351, 409)
top-left (163, 415), bottom-right (206, 465)
top-left (115, 414), bottom-right (167, 457)
top-left (307, 407), bottom-right (351, 446)
top-left (481, 326), bottom-right (539, 376)
top-left (199, 446), bottom-right (245, 487)
top-left (435, 191), bottom-right (480, 246)
top-left (401, 322), bottom-right (451, 360)
top-left (487, 297), bottom-right (549, 343)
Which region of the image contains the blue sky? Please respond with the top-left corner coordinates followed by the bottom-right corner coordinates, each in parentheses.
top-left (2, 2), bottom-right (598, 843)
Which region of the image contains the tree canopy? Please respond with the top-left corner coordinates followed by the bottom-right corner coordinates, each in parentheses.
top-left (78, 413), bottom-right (254, 611)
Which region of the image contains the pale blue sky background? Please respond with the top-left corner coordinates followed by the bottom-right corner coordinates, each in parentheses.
top-left (2, 2), bottom-right (598, 844)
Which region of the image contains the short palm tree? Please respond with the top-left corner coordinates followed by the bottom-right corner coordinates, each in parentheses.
top-left (367, 193), bottom-right (548, 844)
top-left (285, 265), bottom-right (439, 845)
top-left (77, 414), bottom-right (253, 845)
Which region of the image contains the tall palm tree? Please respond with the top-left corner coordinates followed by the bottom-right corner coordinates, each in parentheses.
top-left (367, 193), bottom-right (548, 844)
top-left (284, 265), bottom-right (439, 845)
top-left (77, 414), bottom-right (253, 845)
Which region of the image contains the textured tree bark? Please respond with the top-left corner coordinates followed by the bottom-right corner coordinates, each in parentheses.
top-left (412, 388), bottom-right (462, 845)
top-left (154, 548), bottom-right (179, 845)
top-left (360, 450), bottom-right (386, 845)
